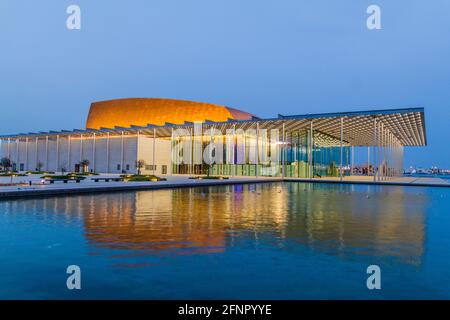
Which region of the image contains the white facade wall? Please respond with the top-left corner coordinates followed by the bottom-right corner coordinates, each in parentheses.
top-left (59, 137), bottom-right (72, 172)
top-left (94, 137), bottom-right (108, 173)
top-left (15, 137), bottom-right (51, 172)
top-left (19, 139), bottom-right (28, 171)
top-left (137, 135), bottom-right (171, 175)
top-left (106, 135), bottom-right (138, 174)
top-left (109, 137), bottom-right (122, 173)
top-left (66, 135), bottom-right (139, 174)
top-left (46, 137), bottom-right (57, 171)
top-left (69, 136), bottom-right (82, 168)
top-left (0, 140), bottom-right (9, 165)
top-left (1, 134), bottom-right (171, 175)
top-left (36, 138), bottom-right (47, 171)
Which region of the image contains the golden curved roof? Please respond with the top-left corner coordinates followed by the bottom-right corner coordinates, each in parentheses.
top-left (86, 98), bottom-right (256, 129)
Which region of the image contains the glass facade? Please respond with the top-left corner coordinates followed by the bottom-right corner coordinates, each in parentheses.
top-left (171, 127), bottom-right (350, 178)
top-left (282, 129), bottom-right (350, 178)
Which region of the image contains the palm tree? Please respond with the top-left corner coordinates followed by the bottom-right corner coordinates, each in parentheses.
top-left (204, 163), bottom-right (212, 177)
top-left (1, 157), bottom-right (14, 184)
top-left (80, 159), bottom-right (90, 173)
top-left (135, 160), bottom-right (146, 175)
top-left (59, 161), bottom-right (67, 175)
top-left (0, 157), bottom-right (12, 172)
top-left (36, 161), bottom-right (44, 173)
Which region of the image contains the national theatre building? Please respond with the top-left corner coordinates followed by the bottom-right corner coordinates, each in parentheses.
top-left (0, 98), bottom-right (426, 180)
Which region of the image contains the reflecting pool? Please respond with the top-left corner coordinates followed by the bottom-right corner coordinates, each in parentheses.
top-left (1, 182), bottom-right (449, 299)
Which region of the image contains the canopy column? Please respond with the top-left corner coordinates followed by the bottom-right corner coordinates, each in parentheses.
top-left (34, 137), bottom-right (38, 171)
top-left (25, 137), bottom-right (29, 171)
top-left (350, 146), bottom-right (354, 177)
top-left (170, 128), bottom-right (174, 175)
top-left (92, 133), bottom-right (96, 173)
top-left (340, 117), bottom-right (344, 181)
top-left (16, 139), bottom-right (19, 170)
top-left (120, 131), bottom-right (124, 173)
top-left (309, 121), bottom-right (313, 179)
top-left (190, 128), bottom-right (194, 175)
top-left (392, 133), bottom-right (397, 177)
top-left (281, 122), bottom-right (285, 178)
top-left (56, 135), bottom-right (60, 172)
top-left (152, 128), bottom-right (156, 175)
top-left (383, 124), bottom-right (386, 181)
top-left (389, 132), bottom-right (392, 179)
top-left (106, 132), bottom-right (110, 173)
top-left (80, 134), bottom-right (84, 163)
top-left (7, 138), bottom-right (11, 159)
top-left (67, 135), bottom-right (71, 172)
top-left (45, 136), bottom-right (49, 171)
top-left (256, 122), bottom-right (260, 178)
top-left (373, 118), bottom-right (377, 182)
top-left (381, 123), bottom-right (384, 181)
top-left (232, 125), bottom-right (236, 177)
top-left (380, 123), bottom-right (384, 181)
top-left (377, 122), bottom-right (381, 182)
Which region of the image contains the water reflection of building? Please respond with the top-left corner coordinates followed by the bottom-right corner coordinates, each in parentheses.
top-left (83, 190), bottom-right (226, 253)
top-left (7, 183), bottom-right (427, 264)
top-left (285, 183), bottom-right (426, 264)
top-left (82, 185), bottom-right (290, 253)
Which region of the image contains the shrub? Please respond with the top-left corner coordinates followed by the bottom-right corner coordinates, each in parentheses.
top-left (41, 174), bottom-right (86, 180)
top-left (25, 171), bottom-right (55, 175)
top-left (188, 176), bottom-right (229, 180)
top-left (0, 173), bottom-right (27, 177)
top-left (120, 174), bottom-right (166, 182)
top-left (75, 172), bottom-right (99, 176)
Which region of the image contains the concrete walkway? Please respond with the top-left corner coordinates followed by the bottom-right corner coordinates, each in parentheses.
top-left (0, 174), bottom-right (282, 199)
top-left (285, 175), bottom-right (450, 187)
top-left (0, 174), bottom-right (448, 199)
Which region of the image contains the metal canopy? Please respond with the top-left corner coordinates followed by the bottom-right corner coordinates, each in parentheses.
top-left (0, 107), bottom-right (426, 147)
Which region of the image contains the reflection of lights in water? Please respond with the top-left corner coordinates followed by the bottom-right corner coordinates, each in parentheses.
top-left (8, 183), bottom-right (428, 265)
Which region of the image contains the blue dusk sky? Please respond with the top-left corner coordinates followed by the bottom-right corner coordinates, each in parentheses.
top-left (0, 1), bottom-right (449, 167)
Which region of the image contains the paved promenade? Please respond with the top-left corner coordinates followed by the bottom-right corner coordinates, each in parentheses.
top-left (285, 175), bottom-right (450, 187)
top-left (0, 174), bottom-right (448, 199)
top-left (0, 175), bottom-right (282, 199)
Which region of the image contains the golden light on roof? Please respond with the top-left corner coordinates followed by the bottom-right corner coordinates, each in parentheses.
top-left (86, 98), bottom-right (256, 130)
